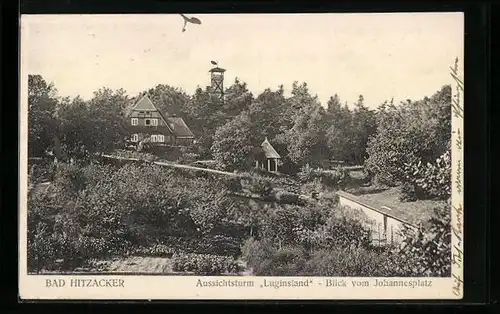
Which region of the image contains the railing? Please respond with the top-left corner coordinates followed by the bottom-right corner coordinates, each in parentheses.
top-left (367, 224), bottom-right (402, 247)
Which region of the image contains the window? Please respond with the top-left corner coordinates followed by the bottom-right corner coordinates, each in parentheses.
top-left (157, 134), bottom-right (165, 142)
top-left (131, 118), bottom-right (138, 126)
top-left (150, 135), bottom-right (157, 142)
top-left (145, 118), bottom-right (158, 126)
top-left (131, 134), bottom-right (139, 142)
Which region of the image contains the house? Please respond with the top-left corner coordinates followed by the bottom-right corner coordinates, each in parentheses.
top-left (336, 190), bottom-right (422, 246)
top-left (254, 138), bottom-right (281, 173)
top-left (126, 94), bottom-right (195, 146)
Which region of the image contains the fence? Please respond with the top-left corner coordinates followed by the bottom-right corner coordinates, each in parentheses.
top-left (367, 223), bottom-right (405, 247)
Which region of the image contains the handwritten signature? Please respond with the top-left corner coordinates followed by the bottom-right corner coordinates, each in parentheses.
top-left (455, 159), bottom-right (462, 195)
top-left (452, 273), bottom-right (463, 296)
top-left (450, 57), bottom-right (464, 119)
top-left (452, 128), bottom-right (463, 150)
top-left (450, 57), bottom-right (464, 298)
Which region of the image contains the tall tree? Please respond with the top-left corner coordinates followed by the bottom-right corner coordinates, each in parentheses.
top-left (222, 78), bottom-right (254, 119)
top-left (211, 112), bottom-right (256, 171)
top-left (281, 82), bottom-right (329, 168)
top-left (325, 94), bottom-right (352, 163)
top-left (146, 84), bottom-right (190, 117)
top-left (247, 86), bottom-right (289, 142)
top-left (365, 85), bottom-right (452, 186)
top-left (28, 75), bottom-right (58, 157)
top-left (350, 95), bottom-right (377, 164)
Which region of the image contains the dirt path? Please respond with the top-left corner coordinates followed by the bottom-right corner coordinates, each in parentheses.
top-left (101, 154), bottom-right (238, 177)
top-left (152, 160), bottom-right (238, 177)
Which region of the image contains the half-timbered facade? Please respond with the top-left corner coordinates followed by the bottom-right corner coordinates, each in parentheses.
top-left (126, 94), bottom-right (195, 146)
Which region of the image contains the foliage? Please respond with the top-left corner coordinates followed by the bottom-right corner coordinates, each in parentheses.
top-left (392, 203), bottom-right (452, 276)
top-left (297, 164), bottom-right (348, 187)
top-left (365, 85), bottom-right (452, 190)
top-left (131, 244), bottom-right (176, 257)
top-left (402, 150), bottom-right (452, 200)
top-left (223, 176), bottom-right (243, 193)
top-left (113, 149), bottom-right (158, 162)
top-left (211, 113), bottom-right (256, 171)
top-left (299, 246), bottom-right (396, 276)
top-left (28, 75), bottom-right (58, 157)
top-left (275, 190), bottom-right (300, 205)
top-left (241, 175), bottom-right (274, 197)
top-left (242, 238), bottom-right (396, 277)
top-left (26, 161), bottom-right (240, 272)
top-left (171, 253), bottom-right (241, 275)
top-left (282, 82), bottom-right (329, 167)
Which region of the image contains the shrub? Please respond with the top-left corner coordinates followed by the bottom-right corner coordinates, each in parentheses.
top-left (131, 244), bottom-right (176, 257)
top-left (320, 168), bottom-right (349, 187)
top-left (223, 176), bottom-right (243, 193)
top-left (243, 176), bottom-right (273, 197)
top-left (275, 190), bottom-right (300, 204)
top-left (300, 246), bottom-right (397, 277)
top-left (297, 164), bottom-right (317, 183)
top-left (155, 235), bottom-right (243, 258)
top-left (402, 150), bottom-right (451, 200)
top-left (194, 235), bottom-right (242, 257)
top-left (177, 152), bottom-right (199, 164)
top-left (252, 246), bottom-right (307, 276)
top-left (399, 182), bottom-right (419, 202)
top-left (297, 165), bottom-right (348, 187)
top-left (392, 203), bottom-right (452, 277)
top-left (300, 179), bottom-right (325, 195)
top-left (53, 163), bottom-right (86, 194)
top-left (171, 253), bottom-right (241, 275)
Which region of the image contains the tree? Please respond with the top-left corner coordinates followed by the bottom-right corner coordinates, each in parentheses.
top-left (211, 113), bottom-right (256, 171)
top-left (222, 78), bottom-right (254, 119)
top-left (87, 88), bottom-right (130, 153)
top-left (325, 94), bottom-right (352, 163)
top-left (281, 82), bottom-right (329, 168)
top-left (28, 75), bottom-right (58, 157)
top-left (365, 85), bottom-right (452, 189)
top-left (350, 95), bottom-right (377, 164)
top-left (57, 96), bottom-right (92, 160)
top-left (248, 86), bottom-right (290, 141)
top-left (146, 84), bottom-right (190, 117)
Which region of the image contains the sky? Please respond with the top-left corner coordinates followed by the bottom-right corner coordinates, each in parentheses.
top-left (21, 13), bottom-right (464, 108)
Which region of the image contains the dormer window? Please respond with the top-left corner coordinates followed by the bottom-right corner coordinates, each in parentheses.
top-left (131, 118), bottom-right (138, 126)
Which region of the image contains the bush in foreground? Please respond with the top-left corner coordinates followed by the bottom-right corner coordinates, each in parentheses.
top-left (171, 253), bottom-right (241, 275)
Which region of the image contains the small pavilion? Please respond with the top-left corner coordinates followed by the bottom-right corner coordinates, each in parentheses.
top-left (255, 137), bottom-right (281, 173)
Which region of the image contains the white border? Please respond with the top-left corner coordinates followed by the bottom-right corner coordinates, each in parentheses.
top-left (18, 13), bottom-right (464, 300)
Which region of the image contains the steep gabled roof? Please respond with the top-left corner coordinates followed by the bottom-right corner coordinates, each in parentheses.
top-left (131, 94), bottom-right (157, 111)
top-left (126, 94), bottom-right (194, 139)
top-left (125, 94), bottom-right (157, 117)
top-left (261, 138), bottom-right (281, 159)
top-left (166, 117), bottom-right (194, 138)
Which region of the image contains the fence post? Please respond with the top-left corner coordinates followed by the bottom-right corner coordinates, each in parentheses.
top-left (377, 224), bottom-right (380, 246)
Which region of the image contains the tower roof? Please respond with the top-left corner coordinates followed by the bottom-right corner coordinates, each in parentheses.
top-left (209, 67), bottom-right (226, 73)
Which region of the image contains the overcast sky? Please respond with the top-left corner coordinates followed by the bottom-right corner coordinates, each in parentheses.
top-left (21, 13), bottom-right (463, 108)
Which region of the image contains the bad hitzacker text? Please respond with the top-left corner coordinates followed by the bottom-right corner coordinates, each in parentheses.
top-left (45, 278), bottom-right (125, 288)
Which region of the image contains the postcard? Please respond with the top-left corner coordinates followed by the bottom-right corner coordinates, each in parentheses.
top-left (19, 12), bottom-right (464, 300)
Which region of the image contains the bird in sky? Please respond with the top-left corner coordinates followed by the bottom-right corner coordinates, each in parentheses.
top-left (179, 14), bottom-right (202, 32)
top-left (211, 60), bottom-right (218, 66)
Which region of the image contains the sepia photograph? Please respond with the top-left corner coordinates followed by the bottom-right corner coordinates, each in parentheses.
top-left (19, 12), bottom-right (464, 299)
